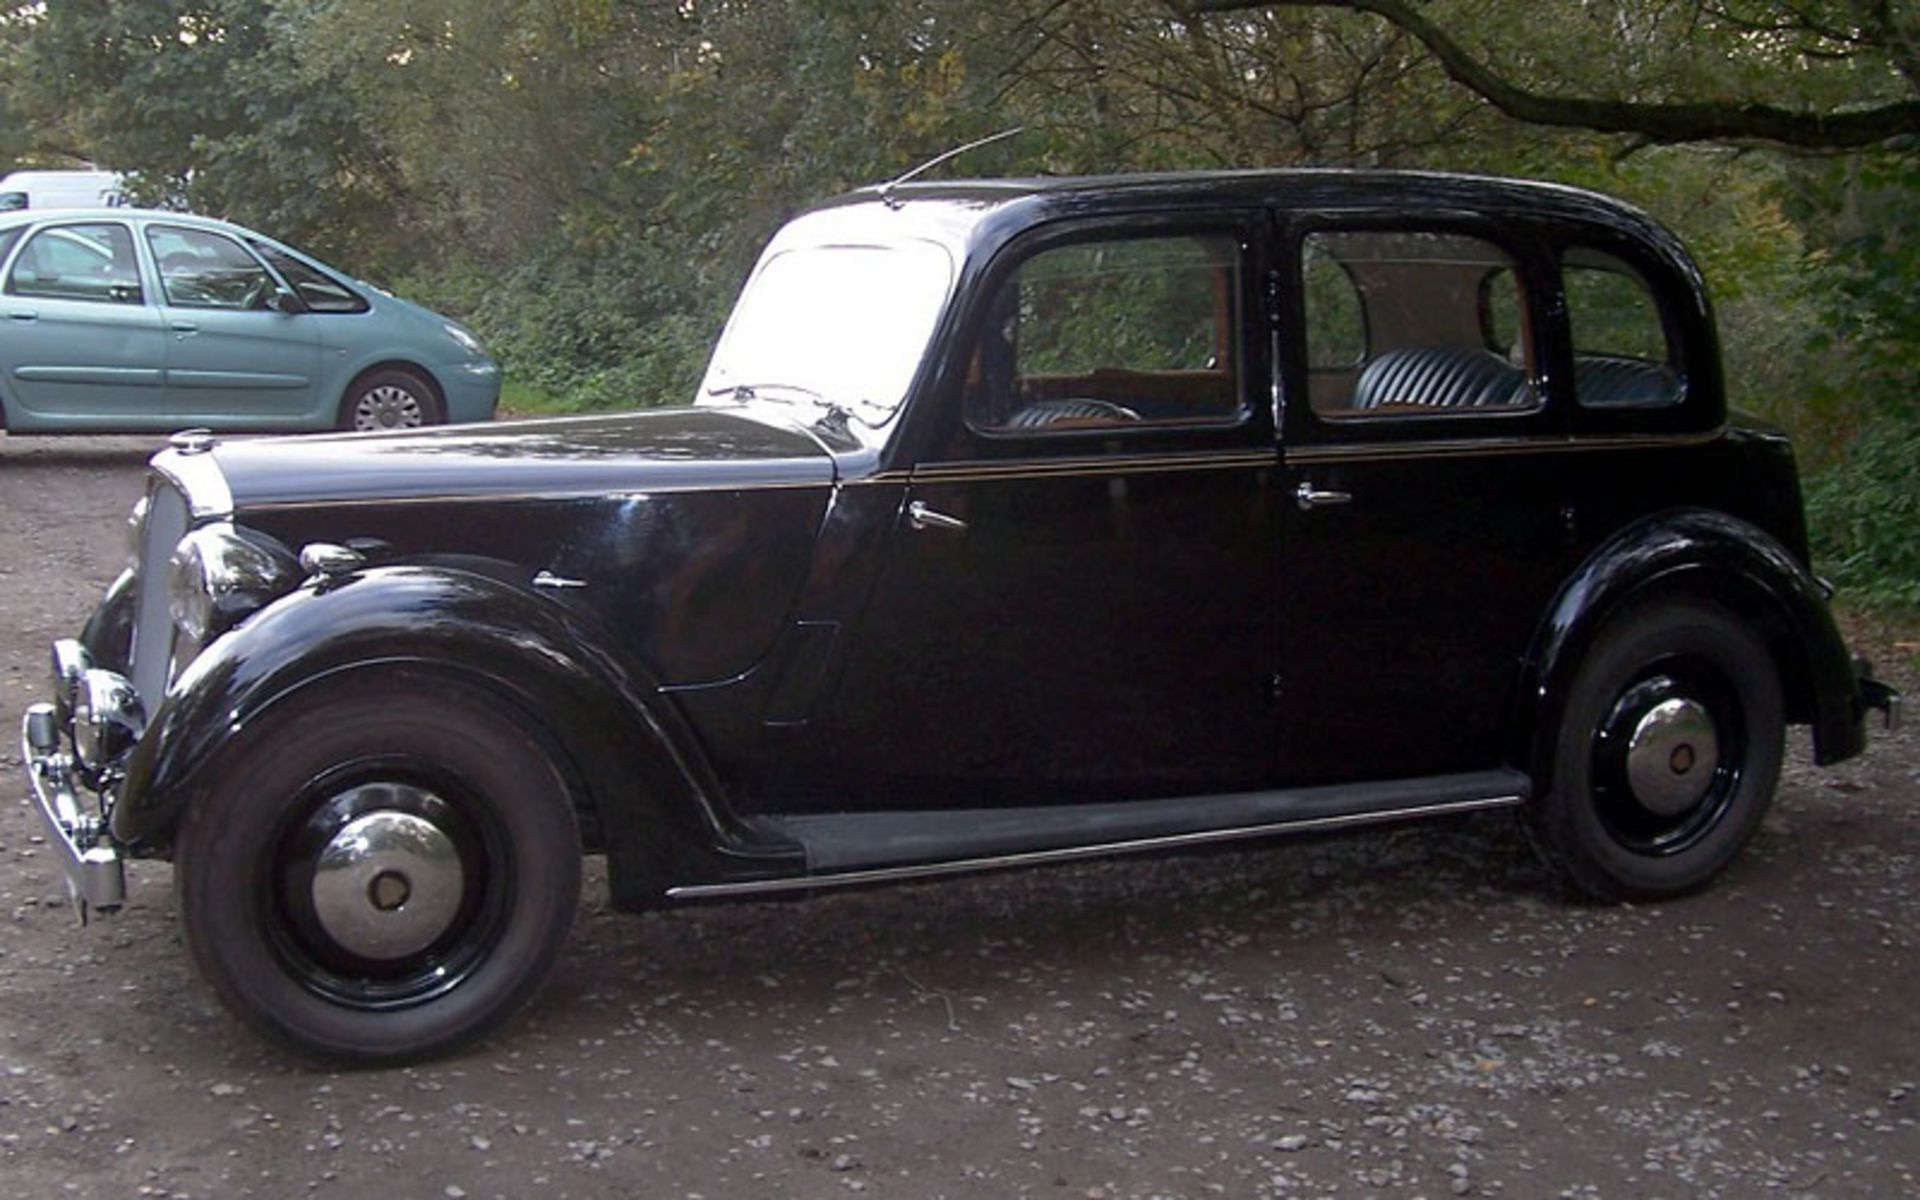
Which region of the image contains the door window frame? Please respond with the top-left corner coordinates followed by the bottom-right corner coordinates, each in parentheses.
top-left (1277, 211), bottom-right (1564, 449)
top-left (4, 220), bottom-right (146, 306)
top-left (915, 211), bottom-right (1275, 466)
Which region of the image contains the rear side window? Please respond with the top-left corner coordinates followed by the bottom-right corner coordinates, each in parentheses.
top-left (6, 222), bottom-right (143, 304)
top-left (250, 241), bottom-right (370, 314)
top-left (966, 232), bottom-right (1244, 433)
top-left (1302, 231), bottom-right (1536, 418)
top-left (1565, 247), bottom-right (1683, 409)
top-left (0, 226), bottom-right (22, 265)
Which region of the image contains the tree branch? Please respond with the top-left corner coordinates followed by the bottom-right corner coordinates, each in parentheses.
top-left (1180, 0), bottom-right (1920, 148)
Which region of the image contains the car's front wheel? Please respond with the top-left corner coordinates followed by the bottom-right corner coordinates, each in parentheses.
top-left (1528, 600), bottom-right (1784, 901)
top-left (340, 367), bottom-right (443, 432)
top-left (175, 676), bottom-right (581, 1064)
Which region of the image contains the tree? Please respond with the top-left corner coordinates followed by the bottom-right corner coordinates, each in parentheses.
top-left (1178, 1), bottom-right (1920, 149)
top-left (2, 1), bottom-right (398, 256)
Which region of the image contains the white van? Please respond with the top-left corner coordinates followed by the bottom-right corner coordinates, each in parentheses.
top-left (0, 169), bottom-right (126, 211)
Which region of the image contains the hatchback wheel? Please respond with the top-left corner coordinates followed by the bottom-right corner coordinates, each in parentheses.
top-left (342, 368), bottom-right (442, 431)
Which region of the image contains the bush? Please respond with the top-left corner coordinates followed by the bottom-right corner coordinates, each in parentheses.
top-left (401, 234), bottom-right (731, 414)
top-left (1805, 413), bottom-right (1920, 611)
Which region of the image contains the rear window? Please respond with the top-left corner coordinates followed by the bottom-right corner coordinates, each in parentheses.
top-left (6, 222), bottom-right (143, 304)
top-left (1302, 230), bottom-right (1536, 418)
top-left (1565, 247), bottom-right (1683, 409)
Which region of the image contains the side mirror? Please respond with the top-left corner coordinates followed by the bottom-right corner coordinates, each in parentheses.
top-left (266, 289), bottom-right (307, 315)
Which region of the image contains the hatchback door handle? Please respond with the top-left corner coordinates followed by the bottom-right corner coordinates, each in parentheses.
top-left (6, 311), bottom-right (35, 322)
top-left (170, 321), bottom-right (199, 335)
top-left (906, 500), bottom-right (967, 533)
top-left (1294, 482), bottom-right (1353, 511)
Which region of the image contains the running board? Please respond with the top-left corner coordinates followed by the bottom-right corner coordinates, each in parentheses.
top-left (666, 769), bottom-right (1530, 901)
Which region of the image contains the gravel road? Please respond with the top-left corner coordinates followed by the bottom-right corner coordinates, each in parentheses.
top-left (2, 435), bottom-right (1915, 1199)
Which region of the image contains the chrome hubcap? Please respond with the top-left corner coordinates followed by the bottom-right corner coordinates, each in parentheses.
top-left (354, 384), bottom-right (424, 431)
top-left (311, 804), bottom-right (465, 960)
top-left (1624, 697), bottom-right (1720, 817)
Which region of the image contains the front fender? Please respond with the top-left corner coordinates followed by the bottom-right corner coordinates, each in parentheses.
top-left (111, 565), bottom-right (798, 898)
top-left (1520, 508), bottom-right (1864, 789)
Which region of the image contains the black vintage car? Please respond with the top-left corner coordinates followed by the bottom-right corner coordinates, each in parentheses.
top-left (24, 170), bottom-right (1900, 1063)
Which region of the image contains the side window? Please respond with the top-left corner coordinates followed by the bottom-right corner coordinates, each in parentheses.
top-left (145, 225), bottom-right (276, 310)
top-left (0, 227), bottom-right (22, 265)
top-left (249, 240), bottom-right (370, 314)
top-left (1565, 248), bottom-right (1683, 408)
top-left (6, 223), bottom-right (143, 304)
top-left (1302, 231), bottom-right (1536, 418)
top-left (966, 232), bottom-right (1243, 433)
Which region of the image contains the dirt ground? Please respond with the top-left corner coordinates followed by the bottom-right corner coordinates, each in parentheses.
top-left (1, 434), bottom-right (1915, 1200)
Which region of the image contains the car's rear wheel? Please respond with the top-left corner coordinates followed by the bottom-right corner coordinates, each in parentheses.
top-left (175, 676), bottom-right (580, 1065)
top-left (1528, 600), bottom-right (1784, 901)
top-left (340, 367), bottom-right (443, 432)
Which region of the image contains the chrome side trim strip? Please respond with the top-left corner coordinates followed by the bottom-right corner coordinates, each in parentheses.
top-left (244, 478), bottom-right (835, 513)
top-left (910, 450), bottom-right (1276, 485)
top-left (1286, 428), bottom-right (1724, 465)
top-left (664, 792), bottom-right (1523, 901)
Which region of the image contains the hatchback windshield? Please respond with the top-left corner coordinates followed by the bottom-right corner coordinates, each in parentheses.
top-left (700, 239), bottom-right (954, 422)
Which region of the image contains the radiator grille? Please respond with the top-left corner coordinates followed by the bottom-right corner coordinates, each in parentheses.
top-left (129, 480), bottom-right (189, 709)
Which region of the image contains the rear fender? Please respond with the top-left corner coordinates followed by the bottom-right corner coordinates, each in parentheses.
top-left (1519, 509), bottom-right (1863, 792)
top-left (111, 565), bottom-right (796, 902)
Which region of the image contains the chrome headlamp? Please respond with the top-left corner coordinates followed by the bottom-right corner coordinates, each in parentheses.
top-left (72, 668), bottom-right (146, 771)
top-left (167, 523), bottom-right (302, 646)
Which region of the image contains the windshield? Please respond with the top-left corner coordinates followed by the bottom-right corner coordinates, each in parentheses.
top-left (700, 239), bottom-right (954, 423)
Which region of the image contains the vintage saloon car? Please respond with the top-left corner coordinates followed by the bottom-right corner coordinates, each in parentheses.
top-left (24, 170), bottom-right (1899, 1063)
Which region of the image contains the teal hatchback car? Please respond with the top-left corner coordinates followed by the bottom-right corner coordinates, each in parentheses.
top-left (0, 209), bottom-right (498, 434)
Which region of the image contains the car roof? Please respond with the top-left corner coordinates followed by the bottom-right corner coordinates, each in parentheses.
top-left (800, 166), bottom-right (1701, 295)
top-left (0, 207), bottom-right (244, 234)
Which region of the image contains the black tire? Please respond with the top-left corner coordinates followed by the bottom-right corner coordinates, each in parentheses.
top-left (1527, 600), bottom-right (1784, 901)
top-left (175, 676), bottom-right (581, 1065)
top-left (338, 367), bottom-right (443, 432)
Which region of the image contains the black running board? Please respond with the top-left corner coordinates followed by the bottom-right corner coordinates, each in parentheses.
top-left (666, 769), bottom-right (1530, 901)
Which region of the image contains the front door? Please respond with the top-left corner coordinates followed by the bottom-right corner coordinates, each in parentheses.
top-left (820, 218), bottom-right (1280, 810)
top-left (144, 223), bottom-right (321, 424)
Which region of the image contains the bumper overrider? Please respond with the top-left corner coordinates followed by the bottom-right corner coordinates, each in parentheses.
top-left (22, 639), bottom-right (146, 923)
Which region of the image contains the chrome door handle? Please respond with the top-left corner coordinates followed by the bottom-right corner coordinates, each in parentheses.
top-left (906, 500), bottom-right (967, 533)
top-left (1294, 482), bottom-right (1353, 511)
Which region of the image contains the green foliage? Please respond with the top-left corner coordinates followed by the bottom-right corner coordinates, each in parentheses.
top-left (0, 0), bottom-right (1912, 604)
top-left (401, 236), bottom-right (726, 412)
top-left (1806, 413), bottom-right (1920, 610)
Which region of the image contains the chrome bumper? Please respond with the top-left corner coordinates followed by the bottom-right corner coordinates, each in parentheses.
top-left (21, 702), bottom-right (126, 922)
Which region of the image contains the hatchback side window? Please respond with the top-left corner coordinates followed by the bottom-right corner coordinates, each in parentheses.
top-left (966, 232), bottom-right (1244, 433)
top-left (249, 240), bottom-right (370, 314)
top-left (1303, 231), bottom-right (1536, 418)
top-left (1565, 247), bottom-right (1683, 408)
top-left (7, 223), bottom-right (143, 304)
top-left (0, 227), bottom-right (22, 268)
top-left (146, 225), bottom-right (277, 310)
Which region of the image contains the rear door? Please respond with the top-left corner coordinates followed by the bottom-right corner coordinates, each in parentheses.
top-left (1274, 217), bottom-right (1574, 785)
top-left (0, 220), bottom-right (169, 427)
